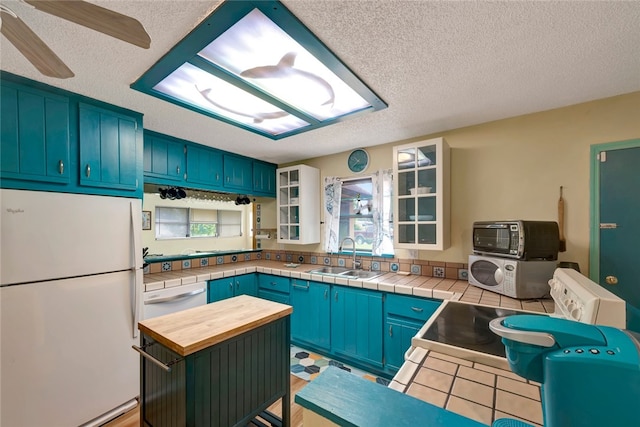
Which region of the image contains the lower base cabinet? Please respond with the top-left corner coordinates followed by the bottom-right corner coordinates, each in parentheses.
top-left (331, 286), bottom-right (384, 369)
top-left (204, 273), bottom-right (442, 376)
top-left (383, 294), bottom-right (441, 373)
top-left (290, 279), bottom-right (330, 352)
top-left (207, 274), bottom-right (257, 303)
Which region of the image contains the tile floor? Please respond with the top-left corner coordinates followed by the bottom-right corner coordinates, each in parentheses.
top-left (290, 345), bottom-right (390, 386)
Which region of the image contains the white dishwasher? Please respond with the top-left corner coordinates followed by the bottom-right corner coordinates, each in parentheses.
top-left (143, 281), bottom-right (208, 319)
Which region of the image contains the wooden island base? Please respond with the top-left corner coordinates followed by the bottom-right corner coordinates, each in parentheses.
top-left (136, 295), bottom-right (293, 427)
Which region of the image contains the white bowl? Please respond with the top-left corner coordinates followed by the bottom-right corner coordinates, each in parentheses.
top-left (409, 187), bottom-right (432, 195)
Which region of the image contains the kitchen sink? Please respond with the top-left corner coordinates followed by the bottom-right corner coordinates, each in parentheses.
top-left (306, 267), bottom-right (383, 280)
top-left (340, 270), bottom-right (383, 280)
top-left (307, 266), bottom-right (351, 275)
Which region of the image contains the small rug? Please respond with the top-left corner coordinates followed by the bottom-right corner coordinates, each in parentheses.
top-left (290, 345), bottom-right (390, 386)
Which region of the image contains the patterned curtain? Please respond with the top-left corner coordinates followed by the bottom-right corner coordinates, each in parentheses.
top-left (371, 169), bottom-right (394, 256)
top-left (323, 176), bottom-right (342, 253)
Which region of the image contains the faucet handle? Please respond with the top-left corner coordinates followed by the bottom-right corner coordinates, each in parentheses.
top-left (354, 260), bottom-right (362, 269)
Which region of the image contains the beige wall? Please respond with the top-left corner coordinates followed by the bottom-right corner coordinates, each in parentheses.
top-left (274, 91), bottom-right (640, 274)
top-left (142, 193), bottom-right (253, 255)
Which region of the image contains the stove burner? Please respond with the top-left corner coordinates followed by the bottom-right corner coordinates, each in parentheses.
top-left (422, 302), bottom-right (535, 358)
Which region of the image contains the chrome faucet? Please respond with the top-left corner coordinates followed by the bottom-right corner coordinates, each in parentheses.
top-left (339, 237), bottom-right (361, 269)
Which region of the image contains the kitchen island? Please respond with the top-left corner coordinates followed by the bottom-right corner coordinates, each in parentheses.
top-left (136, 295), bottom-right (292, 427)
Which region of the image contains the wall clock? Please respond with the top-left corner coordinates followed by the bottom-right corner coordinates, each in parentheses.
top-left (347, 148), bottom-right (370, 174)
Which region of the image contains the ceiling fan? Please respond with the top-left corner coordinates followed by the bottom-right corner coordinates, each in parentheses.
top-left (0, 0), bottom-right (151, 79)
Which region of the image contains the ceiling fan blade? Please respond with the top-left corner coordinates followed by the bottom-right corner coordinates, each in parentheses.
top-left (0, 8), bottom-right (74, 79)
top-left (25, 0), bottom-right (151, 49)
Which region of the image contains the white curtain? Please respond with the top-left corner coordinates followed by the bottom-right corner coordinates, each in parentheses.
top-left (323, 176), bottom-right (342, 253)
top-left (371, 168), bottom-right (394, 256)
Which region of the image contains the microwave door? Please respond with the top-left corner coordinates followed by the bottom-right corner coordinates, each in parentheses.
top-left (470, 259), bottom-right (502, 287)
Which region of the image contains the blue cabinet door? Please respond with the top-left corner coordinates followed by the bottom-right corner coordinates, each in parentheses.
top-left (1, 83), bottom-right (70, 185)
top-left (291, 279), bottom-right (331, 351)
top-left (185, 144), bottom-right (223, 189)
top-left (384, 319), bottom-right (422, 372)
top-left (331, 286), bottom-right (383, 368)
top-left (223, 154), bottom-right (252, 191)
top-left (207, 277), bottom-right (235, 303)
top-left (235, 273), bottom-right (258, 297)
top-left (253, 161), bottom-right (276, 196)
top-left (383, 294), bottom-right (441, 373)
top-left (79, 103), bottom-right (139, 192)
top-left (143, 131), bottom-right (185, 182)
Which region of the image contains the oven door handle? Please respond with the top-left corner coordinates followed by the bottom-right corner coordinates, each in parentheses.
top-left (489, 317), bottom-right (556, 347)
top-left (144, 288), bottom-right (206, 305)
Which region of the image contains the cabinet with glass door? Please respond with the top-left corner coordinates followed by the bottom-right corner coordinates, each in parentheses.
top-left (393, 137), bottom-right (450, 250)
top-left (277, 164), bottom-right (320, 244)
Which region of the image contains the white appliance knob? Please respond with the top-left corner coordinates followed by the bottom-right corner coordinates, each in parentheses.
top-left (567, 301), bottom-right (576, 312)
top-left (571, 306), bottom-right (582, 321)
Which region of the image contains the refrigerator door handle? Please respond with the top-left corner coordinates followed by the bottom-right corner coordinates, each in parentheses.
top-left (130, 201), bottom-right (143, 338)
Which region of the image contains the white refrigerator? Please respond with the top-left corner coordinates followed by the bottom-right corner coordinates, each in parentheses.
top-left (0, 189), bottom-right (143, 426)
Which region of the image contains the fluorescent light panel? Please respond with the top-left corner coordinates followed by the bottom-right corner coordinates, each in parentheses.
top-left (131, 1), bottom-right (386, 139)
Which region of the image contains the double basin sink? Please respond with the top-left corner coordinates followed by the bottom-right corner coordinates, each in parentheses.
top-left (306, 266), bottom-right (383, 280)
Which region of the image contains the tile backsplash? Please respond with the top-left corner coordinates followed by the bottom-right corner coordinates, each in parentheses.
top-left (146, 249), bottom-right (468, 280)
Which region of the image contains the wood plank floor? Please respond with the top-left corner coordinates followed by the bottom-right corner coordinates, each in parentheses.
top-left (104, 375), bottom-right (308, 427)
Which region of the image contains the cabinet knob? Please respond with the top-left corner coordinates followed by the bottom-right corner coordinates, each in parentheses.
top-left (85, 164), bottom-right (91, 178)
top-left (389, 325), bottom-right (393, 337)
top-left (176, 166), bottom-right (180, 174)
top-left (605, 275), bottom-right (618, 285)
top-left (324, 289), bottom-right (328, 299)
top-left (58, 160), bottom-right (64, 175)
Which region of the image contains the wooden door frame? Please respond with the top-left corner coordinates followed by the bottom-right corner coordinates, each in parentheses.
top-left (589, 138), bottom-right (640, 282)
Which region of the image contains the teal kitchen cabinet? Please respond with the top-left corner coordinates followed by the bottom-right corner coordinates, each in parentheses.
top-left (384, 294), bottom-right (441, 373)
top-left (257, 274), bottom-right (290, 304)
top-left (143, 130), bottom-right (185, 183)
top-left (331, 285), bottom-right (384, 369)
top-left (253, 161), bottom-right (277, 196)
top-left (185, 143), bottom-right (224, 189)
top-left (79, 102), bottom-right (140, 193)
top-left (290, 279), bottom-right (331, 351)
top-left (1, 81), bottom-right (70, 185)
top-left (223, 154), bottom-right (252, 191)
top-left (207, 274), bottom-right (257, 303)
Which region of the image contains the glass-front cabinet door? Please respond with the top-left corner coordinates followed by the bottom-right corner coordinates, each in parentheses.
top-left (393, 138), bottom-right (450, 250)
top-left (277, 164), bottom-right (320, 244)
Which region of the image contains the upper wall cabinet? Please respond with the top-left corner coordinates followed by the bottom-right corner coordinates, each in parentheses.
top-left (143, 130), bottom-right (185, 183)
top-left (277, 164), bottom-right (320, 244)
top-left (223, 154), bottom-right (252, 191)
top-left (1, 81), bottom-right (70, 185)
top-left (142, 130), bottom-right (276, 197)
top-left (393, 137), bottom-right (450, 250)
top-left (186, 144), bottom-right (223, 189)
top-left (1, 72), bottom-right (143, 198)
top-left (79, 103), bottom-right (140, 192)
top-left (253, 161), bottom-right (277, 195)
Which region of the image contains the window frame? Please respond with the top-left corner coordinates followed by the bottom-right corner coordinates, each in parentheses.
top-left (155, 206), bottom-right (242, 240)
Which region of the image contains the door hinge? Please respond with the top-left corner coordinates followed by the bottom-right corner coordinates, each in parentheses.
top-left (598, 151), bottom-right (607, 162)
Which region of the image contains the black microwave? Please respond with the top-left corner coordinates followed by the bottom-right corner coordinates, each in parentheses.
top-left (472, 220), bottom-right (559, 260)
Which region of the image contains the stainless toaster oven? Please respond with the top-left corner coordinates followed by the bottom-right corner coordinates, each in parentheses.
top-left (472, 220), bottom-right (559, 260)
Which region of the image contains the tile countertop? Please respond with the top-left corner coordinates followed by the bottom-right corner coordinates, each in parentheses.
top-left (142, 260), bottom-right (554, 313)
top-left (144, 260), bottom-right (554, 426)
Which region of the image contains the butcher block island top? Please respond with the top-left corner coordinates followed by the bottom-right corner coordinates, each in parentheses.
top-left (137, 294), bottom-right (293, 356)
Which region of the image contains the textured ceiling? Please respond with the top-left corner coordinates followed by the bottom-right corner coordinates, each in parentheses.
top-left (1, 1), bottom-right (639, 164)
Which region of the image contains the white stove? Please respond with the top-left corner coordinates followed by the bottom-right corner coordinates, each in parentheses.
top-left (411, 268), bottom-right (626, 369)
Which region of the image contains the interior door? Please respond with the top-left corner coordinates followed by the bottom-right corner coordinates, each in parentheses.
top-left (592, 139), bottom-right (640, 331)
